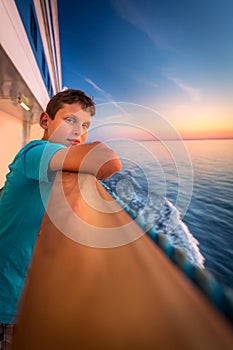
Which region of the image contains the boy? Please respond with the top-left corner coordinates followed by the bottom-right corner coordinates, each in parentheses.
top-left (0, 89), bottom-right (121, 349)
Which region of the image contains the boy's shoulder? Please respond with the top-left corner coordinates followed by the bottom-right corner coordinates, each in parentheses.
top-left (4, 140), bottom-right (66, 187)
top-left (12, 140), bottom-right (48, 164)
top-left (21, 140), bottom-right (48, 152)
top-left (20, 140), bottom-right (66, 157)
top-left (12, 140), bottom-right (47, 158)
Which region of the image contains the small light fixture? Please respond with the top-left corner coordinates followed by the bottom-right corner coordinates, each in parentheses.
top-left (18, 96), bottom-right (31, 111)
top-left (19, 101), bottom-right (30, 111)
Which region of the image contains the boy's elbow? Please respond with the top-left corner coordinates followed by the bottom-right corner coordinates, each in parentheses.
top-left (109, 151), bottom-right (122, 173)
top-left (113, 158), bottom-right (122, 172)
top-left (105, 157), bottom-right (122, 178)
top-left (97, 157), bottom-right (122, 180)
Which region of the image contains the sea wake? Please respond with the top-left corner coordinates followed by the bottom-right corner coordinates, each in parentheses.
top-left (103, 171), bottom-right (205, 268)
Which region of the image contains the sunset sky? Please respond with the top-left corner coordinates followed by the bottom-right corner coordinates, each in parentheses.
top-left (58, 0), bottom-right (233, 140)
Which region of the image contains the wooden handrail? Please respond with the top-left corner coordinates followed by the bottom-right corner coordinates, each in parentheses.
top-left (13, 172), bottom-right (233, 350)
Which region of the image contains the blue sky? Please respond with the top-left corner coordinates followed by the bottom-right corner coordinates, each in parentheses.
top-left (58, 0), bottom-right (233, 139)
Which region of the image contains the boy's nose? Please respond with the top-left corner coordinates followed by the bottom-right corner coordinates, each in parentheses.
top-left (73, 125), bottom-right (82, 136)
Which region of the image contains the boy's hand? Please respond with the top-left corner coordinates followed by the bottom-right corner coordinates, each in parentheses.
top-left (49, 142), bottom-right (122, 180)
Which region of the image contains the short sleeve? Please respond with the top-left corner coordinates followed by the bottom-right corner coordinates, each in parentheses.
top-left (22, 141), bottom-right (66, 182)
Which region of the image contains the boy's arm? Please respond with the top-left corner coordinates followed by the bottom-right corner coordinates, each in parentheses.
top-left (49, 142), bottom-right (122, 180)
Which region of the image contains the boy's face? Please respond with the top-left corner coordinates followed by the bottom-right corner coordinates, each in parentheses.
top-left (40, 103), bottom-right (91, 147)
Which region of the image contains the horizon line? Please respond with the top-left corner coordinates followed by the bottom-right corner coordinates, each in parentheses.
top-left (140, 136), bottom-right (233, 142)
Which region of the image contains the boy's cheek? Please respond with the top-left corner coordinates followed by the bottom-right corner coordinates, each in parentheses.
top-left (80, 132), bottom-right (88, 144)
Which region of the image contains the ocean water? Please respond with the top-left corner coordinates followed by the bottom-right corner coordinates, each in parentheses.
top-left (104, 139), bottom-right (233, 289)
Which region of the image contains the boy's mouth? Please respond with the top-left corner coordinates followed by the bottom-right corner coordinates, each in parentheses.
top-left (68, 139), bottom-right (80, 146)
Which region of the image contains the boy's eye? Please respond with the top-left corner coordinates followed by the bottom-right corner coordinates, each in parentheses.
top-left (83, 123), bottom-right (90, 130)
top-left (66, 117), bottom-right (76, 124)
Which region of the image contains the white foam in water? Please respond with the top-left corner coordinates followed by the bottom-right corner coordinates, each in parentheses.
top-left (103, 171), bottom-right (205, 268)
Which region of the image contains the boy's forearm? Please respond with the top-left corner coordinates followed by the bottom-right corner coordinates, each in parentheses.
top-left (49, 142), bottom-right (122, 180)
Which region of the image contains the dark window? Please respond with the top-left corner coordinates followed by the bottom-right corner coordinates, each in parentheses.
top-left (47, 71), bottom-right (53, 97)
top-left (30, 5), bottom-right (37, 50)
top-left (42, 51), bottom-right (46, 77)
top-left (47, 74), bottom-right (52, 96)
top-left (47, 74), bottom-right (50, 90)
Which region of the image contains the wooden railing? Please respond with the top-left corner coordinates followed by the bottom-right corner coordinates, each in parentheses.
top-left (13, 172), bottom-right (233, 349)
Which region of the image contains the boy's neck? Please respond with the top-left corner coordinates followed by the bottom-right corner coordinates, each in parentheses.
top-left (41, 133), bottom-right (48, 141)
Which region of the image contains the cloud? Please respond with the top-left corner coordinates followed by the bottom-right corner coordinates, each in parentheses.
top-left (85, 78), bottom-right (107, 95)
top-left (132, 75), bottom-right (159, 89)
top-left (109, 0), bottom-right (171, 50)
top-left (84, 77), bottom-right (128, 114)
top-left (61, 63), bottom-right (128, 114)
top-left (120, 66), bottom-right (159, 92)
top-left (168, 77), bottom-right (201, 102)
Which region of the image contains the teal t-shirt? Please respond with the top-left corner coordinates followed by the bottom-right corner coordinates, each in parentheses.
top-left (0, 140), bottom-right (66, 323)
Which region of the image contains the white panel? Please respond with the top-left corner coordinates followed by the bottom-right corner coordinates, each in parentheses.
top-left (33, 0), bottom-right (55, 90)
top-left (33, 0), bottom-right (62, 91)
top-left (50, 0), bottom-right (62, 89)
top-left (0, 0), bottom-right (50, 109)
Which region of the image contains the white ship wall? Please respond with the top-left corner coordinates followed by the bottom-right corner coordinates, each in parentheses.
top-left (0, 0), bottom-right (50, 109)
top-left (0, 0), bottom-right (61, 187)
top-left (0, 112), bottom-right (22, 187)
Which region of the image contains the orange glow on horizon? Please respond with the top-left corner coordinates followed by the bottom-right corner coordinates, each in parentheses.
top-left (90, 121), bottom-right (233, 141)
top-left (179, 128), bottom-right (233, 140)
top-left (155, 101), bottom-right (233, 140)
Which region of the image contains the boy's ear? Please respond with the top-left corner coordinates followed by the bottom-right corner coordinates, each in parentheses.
top-left (40, 112), bottom-right (49, 130)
